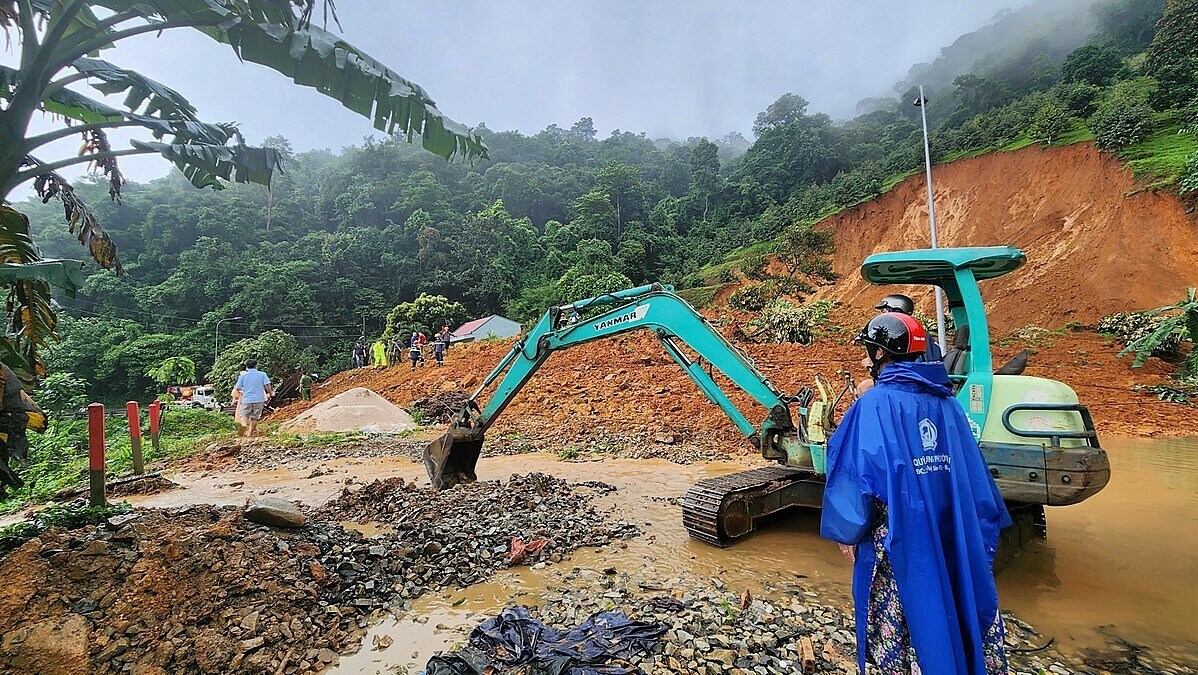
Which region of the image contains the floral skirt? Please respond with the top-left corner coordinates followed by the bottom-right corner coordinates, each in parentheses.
top-left (864, 506), bottom-right (1009, 674)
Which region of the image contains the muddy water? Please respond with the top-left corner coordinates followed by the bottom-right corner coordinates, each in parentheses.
top-left (998, 436), bottom-right (1198, 662)
top-left (134, 437), bottom-right (1198, 670)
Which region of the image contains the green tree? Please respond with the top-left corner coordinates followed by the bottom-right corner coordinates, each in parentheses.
top-left (1089, 97), bottom-right (1155, 150)
top-left (0, 0), bottom-right (485, 382)
top-left (771, 223), bottom-right (837, 297)
top-left (1145, 0), bottom-right (1198, 109)
top-left (33, 372), bottom-right (88, 419)
top-left (1061, 43), bottom-right (1124, 86)
top-left (1028, 98), bottom-right (1073, 144)
top-left (208, 330), bottom-right (315, 401)
top-left (385, 293), bottom-right (467, 337)
top-left (146, 356), bottom-right (197, 388)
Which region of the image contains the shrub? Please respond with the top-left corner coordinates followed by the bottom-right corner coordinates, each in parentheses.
top-left (1099, 311), bottom-right (1183, 359)
top-left (727, 284), bottom-right (775, 312)
top-left (747, 299), bottom-right (837, 345)
top-left (1180, 151), bottom-right (1198, 194)
top-left (739, 254), bottom-right (768, 281)
top-left (1090, 98), bottom-right (1155, 151)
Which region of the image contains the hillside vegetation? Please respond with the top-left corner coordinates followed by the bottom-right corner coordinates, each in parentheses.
top-left (19, 0), bottom-right (1197, 405)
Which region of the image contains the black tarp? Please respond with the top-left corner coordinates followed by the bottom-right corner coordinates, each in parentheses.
top-left (424, 606), bottom-right (665, 675)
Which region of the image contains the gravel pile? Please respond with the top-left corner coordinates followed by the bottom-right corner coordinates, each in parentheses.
top-left (181, 437), bottom-right (428, 472)
top-left (410, 390), bottom-right (471, 424)
top-left (315, 473), bottom-right (639, 589)
top-left (280, 388), bottom-right (416, 434)
top-left (515, 568), bottom-right (1120, 675)
top-left (488, 427), bottom-right (743, 464)
top-left (0, 475), bottom-right (636, 674)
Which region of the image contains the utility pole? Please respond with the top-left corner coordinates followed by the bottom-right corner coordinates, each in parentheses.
top-left (916, 85), bottom-right (948, 355)
top-left (214, 316), bottom-right (243, 363)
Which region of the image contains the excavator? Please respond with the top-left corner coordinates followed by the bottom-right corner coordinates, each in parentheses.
top-left (423, 246), bottom-right (1110, 556)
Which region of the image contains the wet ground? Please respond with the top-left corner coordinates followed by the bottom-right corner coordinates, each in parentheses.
top-left (124, 435), bottom-right (1198, 672)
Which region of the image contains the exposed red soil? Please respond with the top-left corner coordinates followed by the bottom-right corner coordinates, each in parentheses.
top-left (808, 142), bottom-right (1198, 332)
top-left (274, 143), bottom-right (1198, 448)
top-left (273, 322), bottom-right (1197, 448)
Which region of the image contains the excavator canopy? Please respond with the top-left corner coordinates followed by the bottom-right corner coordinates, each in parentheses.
top-left (861, 246), bottom-right (1025, 287)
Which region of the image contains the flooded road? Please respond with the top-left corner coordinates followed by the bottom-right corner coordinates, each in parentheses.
top-left (999, 435), bottom-right (1198, 662)
top-left (131, 435), bottom-right (1198, 671)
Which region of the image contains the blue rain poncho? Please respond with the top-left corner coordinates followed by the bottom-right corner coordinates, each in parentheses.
top-left (821, 361), bottom-right (1011, 674)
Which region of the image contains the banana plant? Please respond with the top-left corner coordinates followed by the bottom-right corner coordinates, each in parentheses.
top-left (0, 0), bottom-right (487, 381)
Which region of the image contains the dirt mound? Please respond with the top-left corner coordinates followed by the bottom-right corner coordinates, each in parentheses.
top-left (808, 142), bottom-right (1198, 332)
top-left (279, 387), bottom-right (415, 434)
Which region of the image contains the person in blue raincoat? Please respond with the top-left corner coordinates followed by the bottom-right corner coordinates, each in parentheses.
top-left (821, 312), bottom-right (1011, 674)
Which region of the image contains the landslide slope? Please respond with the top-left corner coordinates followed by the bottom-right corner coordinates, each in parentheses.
top-left (809, 143), bottom-right (1198, 332)
top-left (274, 144), bottom-right (1198, 443)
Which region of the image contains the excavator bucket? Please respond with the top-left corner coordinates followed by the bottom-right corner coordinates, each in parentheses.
top-left (423, 427), bottom-right (483, 490)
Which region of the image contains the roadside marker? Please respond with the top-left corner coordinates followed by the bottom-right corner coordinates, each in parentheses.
top-left (127, 401), bottom-right (144, 475)
top-left (88, 403), bottom-right (106, 507)
top-left (149, 400), bottom-right (161, 452)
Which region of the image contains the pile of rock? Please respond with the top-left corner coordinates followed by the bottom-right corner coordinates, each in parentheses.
top-left (0, 475), bottom-right (639, 674)
top-left (521, 567), bottom-right (1115, 675)
top-left (316, 472), bottom-right (639, 589)
top-left (527, 568), bottom-right (858, 674)
top-left (410, 389), bottom-right (470, 424)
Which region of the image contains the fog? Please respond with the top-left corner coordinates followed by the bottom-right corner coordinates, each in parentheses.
top-left (14, 1), bottom-right (1048, 189)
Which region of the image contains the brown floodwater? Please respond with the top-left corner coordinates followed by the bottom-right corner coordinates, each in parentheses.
top-left (126, 437), bottom-right (1198, 671)
top-left (997, 435), bottom-right (1198, 662)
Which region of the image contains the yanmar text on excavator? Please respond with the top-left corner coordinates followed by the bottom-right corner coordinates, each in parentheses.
top-left (423, 246), bottom-right (1110, 561)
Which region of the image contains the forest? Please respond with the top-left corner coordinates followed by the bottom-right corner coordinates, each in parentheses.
top-left (18, 0), bottom-right (1195, 404)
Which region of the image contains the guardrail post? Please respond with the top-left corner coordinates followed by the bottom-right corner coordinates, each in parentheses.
top-left (148, 400), bottom-right (161, 452)
top-left (127, 401), bottom-right (143, 474)
top-left (88, 403), bottom-right (106, 507)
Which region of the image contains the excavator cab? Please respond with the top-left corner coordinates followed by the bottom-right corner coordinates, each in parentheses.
top-left (861, 246), bottom-right (1110, 508)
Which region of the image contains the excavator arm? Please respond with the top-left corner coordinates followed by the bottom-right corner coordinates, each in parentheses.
top-left (423, 283), bottom-right (809, 489)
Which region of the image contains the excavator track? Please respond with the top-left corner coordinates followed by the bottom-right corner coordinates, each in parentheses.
top-left (682, 465), bottom-right (824, 547)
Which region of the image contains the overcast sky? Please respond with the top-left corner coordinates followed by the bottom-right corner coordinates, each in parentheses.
top-left (14, 1), bottom-right (1036, 191)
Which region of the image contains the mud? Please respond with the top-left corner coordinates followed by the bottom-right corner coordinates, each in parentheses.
top-left (6, 435), bottom-right (1194, 673)
top-left (147, 438), bottom-right (1198, 669)
top-left (808, 142), bottom-right (1198, 331)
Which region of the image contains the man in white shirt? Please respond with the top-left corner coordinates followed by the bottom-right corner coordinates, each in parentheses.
top-left (232, 359), bottom-right (273, 437)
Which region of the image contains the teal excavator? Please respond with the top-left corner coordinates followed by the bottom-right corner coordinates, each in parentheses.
top-left (424, 246), bottom-right (1110, 553)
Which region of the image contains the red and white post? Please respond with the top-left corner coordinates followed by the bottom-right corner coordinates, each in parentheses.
top-left (88, 403), bottom-right (106, 507)
top-left (127, 401), bottom-right (143, 474)
top-left (148, 400), bottom-right (161, 452)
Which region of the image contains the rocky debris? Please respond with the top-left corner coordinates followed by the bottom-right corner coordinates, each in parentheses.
top-left (179, 437), bottom-right (428, 473)
top-left (0, 475), bottom-right (638, 674)
top-left (410, 389), bottom-right (471, 424)
top-left (487, 427), bottom-right (740, 465)
top-left (279, 387), bottom-right (416, 434)
top-left (107, 474), bottom-right (179, 498)
top-left (512, 568), bottom-right (1114, 675)
top-left (315, 473), bottom-right (639, 590)
top-left (0, 506), bottom-right (367, 674)
top-left (244, 498), bottom-right (307, 528)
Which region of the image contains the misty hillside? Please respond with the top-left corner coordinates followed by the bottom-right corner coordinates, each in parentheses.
top-left (20, 0), bottom-right (1197, 405)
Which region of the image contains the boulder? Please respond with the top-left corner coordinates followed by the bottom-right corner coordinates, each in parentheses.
top-left (244, 498), bottom-right (307, 528)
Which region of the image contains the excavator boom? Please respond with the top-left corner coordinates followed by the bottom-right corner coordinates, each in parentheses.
top-left (423, 283), bottom-right (807, 489)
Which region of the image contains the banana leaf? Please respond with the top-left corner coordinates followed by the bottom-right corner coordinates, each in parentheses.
top-left (132, 138), bottom-right (282, 188)
top-left (0, 206), bottom-right (59, 379)
top-left (88, 0), bottom-right (487, 161)
top-left (72, 57), bottom-right (200, 121)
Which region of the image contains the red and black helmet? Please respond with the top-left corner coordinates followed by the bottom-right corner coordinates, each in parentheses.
top-left (856, 312), bottom-right (928, 360)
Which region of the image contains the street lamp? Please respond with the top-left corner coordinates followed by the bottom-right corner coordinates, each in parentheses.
top-left (214, 316), bottom-right (244, 363)
top-left (915, 85), bottom-right (948, 355)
